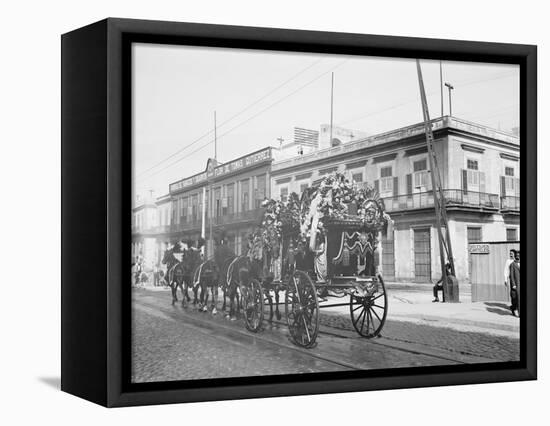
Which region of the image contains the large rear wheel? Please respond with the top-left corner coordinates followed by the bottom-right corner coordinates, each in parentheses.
top-left (350, 273), bottom-right (388, 338)
top-left (285, 270), bottom-right (319, 348)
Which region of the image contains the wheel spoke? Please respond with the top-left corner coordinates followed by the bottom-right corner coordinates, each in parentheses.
top-left (360, 307), bottom-right (367, 333)
top-left (352, 301), bottom-right (364, 312)
top-left (371, 293), bottom-right (385, 302)
top-left (370, 306), bottom-right (382, 323)
top-left (354, 306), bottom-right (366, 327)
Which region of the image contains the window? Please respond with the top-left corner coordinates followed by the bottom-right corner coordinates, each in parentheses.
top-left (380, 166), bottom-right (392, 178)
top-left (413, 159), bottom-right (428, 189)
top-left (255, 175), bottom-right (266, 208)
top-left (182, 197), bottom-right (188, 221)
top-left (506, 228), bottom-right (518, 242)
top-left (505, 167), bottom-right (514, 177)
top-left (504, 176), bottom-right (516, 194)
top-left (467, 226), bottom-right (482, 243)
top-left (241, 179), bottom-right (250, 211)
top-left (380, 166), bottom-right (393, 195)
top-left (214, 187), bottom-right (221, 217)
top-left (280, 187), bottom-right (288, 202)
top-left (226, 183), bottom-right (234, 215)
top-left (352, 172), bottom-right (363, 183)
top-left (466, 159), bottom-right (480, 189)
top-left (191, 194), bottom-right (198, 221)
top-left (300, 183), bottom-right (309, 193)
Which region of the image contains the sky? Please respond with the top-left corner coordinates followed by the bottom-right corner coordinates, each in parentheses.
top-left (132, 42), bottom-right (519, 201)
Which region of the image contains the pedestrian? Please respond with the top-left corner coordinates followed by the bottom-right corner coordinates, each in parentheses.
top-left (432, 263), bottom-right (452, 302)
top-left (153, 263), bottom-right (159, 287)
top-left (509, 250), bottom-right (520, 316)
top-left (504, 249), bottom-right (515, 290)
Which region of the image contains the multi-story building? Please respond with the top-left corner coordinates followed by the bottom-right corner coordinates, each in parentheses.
top-left (167, 147), bottom-right (275, 256)
top-left (270, 116), bottom-right (520, 283)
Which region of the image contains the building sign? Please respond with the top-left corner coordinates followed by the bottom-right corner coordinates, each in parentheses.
top-left (469, 243), bottom-right (490, 254)
top-left (169, 172), bottom-right (208, 193)
top-left (213, 148), bottom-right (271, 178)
top-left (169, 147), bottom-right (272, 194)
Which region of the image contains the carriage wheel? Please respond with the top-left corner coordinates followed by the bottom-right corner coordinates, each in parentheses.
top-left (285, 270), bottom-right (319, 348)
top-left (350, 273), bottom-right (388, 338)
top-left (242, 279), bottom-right (264, 333)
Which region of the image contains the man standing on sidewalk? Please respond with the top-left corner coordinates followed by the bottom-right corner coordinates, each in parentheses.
top-left (509, 250), bottom-right (520, 316)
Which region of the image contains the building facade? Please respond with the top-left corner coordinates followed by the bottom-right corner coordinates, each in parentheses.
top-left (270, 116), bottom-right (520, 284)
top-left (132, 147), bottom-right (277, 270)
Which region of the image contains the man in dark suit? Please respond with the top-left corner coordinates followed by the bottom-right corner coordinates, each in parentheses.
top-left (509, 250), bottom-right (520, 317)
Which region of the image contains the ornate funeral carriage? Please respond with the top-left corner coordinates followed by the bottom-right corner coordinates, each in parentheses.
top-left (244, 173), bottom-right (392, 348)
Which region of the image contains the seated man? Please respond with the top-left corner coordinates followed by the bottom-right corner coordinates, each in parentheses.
top-left (433, 263), bottom-right (452, 302)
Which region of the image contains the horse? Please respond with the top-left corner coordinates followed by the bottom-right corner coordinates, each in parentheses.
top-left (224, 255), bottom-right (253, 320)
top-left (192, 259), bottom-right (220, 313)
top-left (161, 248), bottom-right (187, 305)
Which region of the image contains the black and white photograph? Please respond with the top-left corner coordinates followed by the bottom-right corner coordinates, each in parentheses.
top-left (130, 43), bottom-right (521, 383)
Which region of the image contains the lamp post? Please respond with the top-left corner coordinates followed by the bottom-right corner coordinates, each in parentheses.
top-left (444, 82), bottom-right (454, 116)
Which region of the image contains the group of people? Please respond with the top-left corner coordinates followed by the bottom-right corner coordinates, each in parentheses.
top-left (431, 249), bottom-right (521, 317)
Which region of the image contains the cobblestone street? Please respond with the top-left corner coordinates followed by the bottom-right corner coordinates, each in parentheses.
top-left (131, 287), bottom-right (520, 383)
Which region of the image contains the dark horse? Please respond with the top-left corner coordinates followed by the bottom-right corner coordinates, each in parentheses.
top-left (192, 241), bottom-right (236, 315)
top-left (161, 248), bottom-right (186, 305)
top-left (162, 244), bottom-right (202, 306)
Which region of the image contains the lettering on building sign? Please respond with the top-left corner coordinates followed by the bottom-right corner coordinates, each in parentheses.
top-left (170, 172), bottom-right (207, 192)
top-left (469, 243), bottom-right (490, 254)
top-left (170, 148), bottom-right (271, 192)
top-left (213, 148), bottom-right (271, 178)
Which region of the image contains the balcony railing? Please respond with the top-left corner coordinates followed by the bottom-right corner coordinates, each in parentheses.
top-left (501, 196), bottom-right (520, 212)
top-left (165, 208), bottom-right (264, 233)
top-left (210, 208), bottom-right (264, 226)
top-left (382, 189), bottom-right (500, 212)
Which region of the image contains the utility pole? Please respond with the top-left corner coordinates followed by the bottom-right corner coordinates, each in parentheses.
top-left (440, 61), bottom-right (444, 117)
top-left (416, 59), bottom-right (459, 302)
top-left (445, 82), bottom-right (454, 117)
top-left (329, 72), bottom-right (334, 146)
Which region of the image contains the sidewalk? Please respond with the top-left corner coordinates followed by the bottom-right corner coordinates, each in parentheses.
top-left (324, 282), bottom-right (520, 338)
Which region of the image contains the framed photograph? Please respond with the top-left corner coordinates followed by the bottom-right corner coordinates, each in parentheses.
top-left (61, 18), bottom-right (536, 407)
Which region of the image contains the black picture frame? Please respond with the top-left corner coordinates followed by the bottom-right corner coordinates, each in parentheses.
top-left (61, 17), bottom-right (537, 407)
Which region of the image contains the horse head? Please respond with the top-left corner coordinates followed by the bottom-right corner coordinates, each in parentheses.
top-left (161, 248), bottom-right (177, 267)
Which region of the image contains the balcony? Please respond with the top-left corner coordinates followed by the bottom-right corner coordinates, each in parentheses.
top-left (210, 208), bottom-right (264, 226)
top-left (382, 189), bottom-right (500, 213)
top-left (166, 208), bottom-right (265, 234)
top-left (501, 196), bottom-right (520, 213)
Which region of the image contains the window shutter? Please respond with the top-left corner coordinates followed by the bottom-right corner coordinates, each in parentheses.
top-left (514, 178), bottom-right (520, 197)
top-left (374, 179), bottom-right (379, 194)
top-left (406, 174), bottom-right (412, 195)
top-left (393, 176), bottom-right (398, 196)
top-left (425, 172), bottom-right (432, 191)
top-left (462, 169), bottom-right (468, 192)
top-left (479, 172), bottom-right (486, 193)
top-left (500, 176), bottom-right (506, 197)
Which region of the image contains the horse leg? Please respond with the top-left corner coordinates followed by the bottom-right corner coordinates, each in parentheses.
top-left (170, 282), bottom-right (177, 305)
top-left (185, 279), bottom-right (191, 302)
top-left (201, 283), bottom-right (208, 312)
top-left (211, 284), bottom-right (218, 315)
top-left (275, 286), bottom-right (281, 320)
top-left (266, 291), bottom-right (274, 323)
